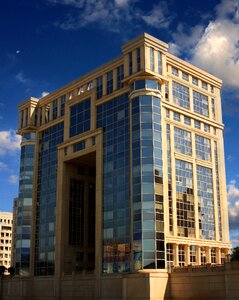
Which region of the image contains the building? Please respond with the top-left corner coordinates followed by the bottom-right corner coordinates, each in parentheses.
top-left (0, 212), bottom-right (13, 270)
top-left (15, 33), bottom-right (230, 283)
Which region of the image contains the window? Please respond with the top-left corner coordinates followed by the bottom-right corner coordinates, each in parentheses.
top-left (96, 76), bottom-right (103, 99)
top-left (178, 245), bottom-right (185, 266)
top-left (70, 98), bottom-right (91, 137)
top-left (172, 67), bottom-right (179, 76)
top-left (87, 81), bottom-right (94, 91)
top-left (52, 99), bottom-right (58, 120)
top-left (211, 99), bottom-right (215, 119)
top-left (165, 109), bottom-right (170, 118)
top-left (150, 47), bottom-right (154, 71)
top-left (184, 116), bottom-right (191, 126)
top-left (117, 65), bottom-right (124, 90)
top-left (193, 91), bottom-right (209, 117)
top-left (190, 246), bottom-right (196, 264)
top-left (106, 70), bottom-right (113, 95)
top-left (137, 47), bottom-right (141, 72)
top-left (194, 120), bottom-right (201, 129)
top-left (173, 112), bottom-right (180, 122)
top-left (129, 52), bottom-right (133, 76)
top-left (195, 135), bottom-right (211, 161)
top-left (158, 51), bottom-right (162, 74)
top-left (192, 77), bottom-right (198, 85)
top-left (204, 123), bottom-right (210, 133)
top-left (73, 140), bottom-right (86, 152)
top-left (60, 95), bottom-right (66, 116)
top-left (172, 82), bottom-right (190, 109)
top-left (182, 72), bottom-right (189, 81)
top-left (202, 81), bottom-right (207, 90)
top-left (174, 127), bottom-right (192, 156)
top-left (211, 85), bottom-right (214, 93)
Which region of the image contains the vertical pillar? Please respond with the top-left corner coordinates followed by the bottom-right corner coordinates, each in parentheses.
top-left (174, 244), bottom-right (179, 266)
top-left (196, 246), bottom-right (201, 265)
top-left (185, 245), bottom-right (190, 266)
top-left (206, 247), bottom-right (211, 264)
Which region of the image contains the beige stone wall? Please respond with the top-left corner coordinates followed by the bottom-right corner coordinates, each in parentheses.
top-left (1, 265), bottom-right (239, 300)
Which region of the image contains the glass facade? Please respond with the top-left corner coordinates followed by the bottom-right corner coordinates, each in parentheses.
top-left (172, 82), bottom-right (190, 109)
top-left (107, 70), bottom-right (113, 95)
top-left (174, 127), bottom-right (192, 156)
top-left (131, 95), bottom-right (165, 270)
top-left (117, 65), bottom-right (124, 90)
top-left (96, 76), bottom-right (103, 99)
top-left (175, 160), bottom-right (195, 238)
top-left (137, 47), bottom-right (141, 72)
top-left (195, 135), bottom-right (211, 161)
top-left (193, 91), bottom-right (209, 117)
top-left (70, 98), bottom-right (91, 137)
top-left (214, 141), bottom-right (222, 240)
top-left (35, 122), bottom-right (64, 275)
top-left (197, 165), bottom-right (215, 240)
top-left (16, 133), bottom-right (35, 275)
top-left (97, 93), bottom-right (131, 273)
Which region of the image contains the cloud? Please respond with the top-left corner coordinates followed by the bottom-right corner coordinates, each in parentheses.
top-left (49, 0), bottom-right (172, 33)
top-left (228, 180), bottom-right (239, 230)
top-left (8, 175), bottom-right (18, 184)
top-left (41, 91), bottom-right (50, 97)
top-left (0, 130), bottom-right (21, 156)
top-left (0, 162), bottom-right (7, 170)
top-left (141, 2), bottom-right (172, 29)
top-left (169, 0), bottom-right (239, 89)
top-left (226, 155), bottom-right (234, 162)
top-left (16, 71), bottom-right (29, 84)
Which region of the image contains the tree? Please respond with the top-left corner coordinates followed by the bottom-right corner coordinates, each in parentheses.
top-left (231, 246), bottom-right (239, 261)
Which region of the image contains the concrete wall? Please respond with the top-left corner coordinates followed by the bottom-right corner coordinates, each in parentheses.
top-left (170, 262), bottom-right (239, 300)
top-left (1, 263), bottom-right (239, 300)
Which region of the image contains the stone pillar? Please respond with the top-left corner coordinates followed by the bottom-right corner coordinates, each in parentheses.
top-left (174, 244), bottom-right (179, 266)
top-left (196, 246), bottom-right (201, 265)
top-left (185, 245), bottom-right (190, 266)
top-left (206, 247), bottom-right (211, 264)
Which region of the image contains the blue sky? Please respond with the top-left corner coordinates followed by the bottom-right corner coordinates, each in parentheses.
top-left (0, 0), bottom-right (238, 244)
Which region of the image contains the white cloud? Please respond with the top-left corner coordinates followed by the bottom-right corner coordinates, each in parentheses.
top-left (0, 130), bottom-right (21, 156)
top-left (8, 175), bottom-right (18, 184)
top-left (49, 0), bottom-right (172, 33)
top-left (226, 155), bottom-right (234, 162)
top-left (16, 71), bottom-right (29, 84)
top-left (141, 2), bottom-right (171, 29)
top-left (0, 162), bottom-right (7, 170)
top-left (191, 19), bottom-right (239, 88)
top-left (41, 91), bottom-right (50, 97)
top-left (170, 0), bottom-right (239, 89)
top-left (228, 180), bottom-right (239, 230)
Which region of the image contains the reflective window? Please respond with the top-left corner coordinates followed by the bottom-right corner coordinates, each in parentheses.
top-left (97, 93), bottom-right (130, 273)
top-left (178, 245), bottom-right (185, 266)
top-left (192, 77), bottom-right (198, 85)
top-left (173, 112), bottom-right (180, 122)
top-left (96, 76), bottom-right (103, 99)
top-left (107, 70), bottom-right (113, 95)
top-left (52, 99), bottom-right (58, 120)
top-left (211, 98), bottom-right (215, 119)
top-left (194, 120), bottom-right (201, 129)
top-left (172, 67), bottom-right (178, 76)
top-left (174, 127), bottom-right (192, 156)
top-left (182, 72), bottom-right (189, 81)
top-left (202, 81), bottom-right (207, 90)
top-left (172, 81), bottom-right (190, 109)
top-left (190, 246), bottom-right (196, 265)
top-left (150, 47), bottom-right (154, 71)
top-left (129, 52), bottom-right (133, 76)
top-left (166, 244), bottom-right (174, 268)
top-left (117, 65), bottom-right (124, 90)
top-left (15, 144), bottom-right (35, 275)
top-left (35, 122), bottom-right (64, 276)
top-left (175, 160), bottom-right (195, 238)
top-left (197, 166), bottom-right (215, 240)
top-left (195, 135), bottom-right (211, 161)
top-left (193, 91), bottom-right (209, 117)
top-left (137, 47), bottom-right (141, 72)
top-left (184, 116), bottom-right (191, 126)
top-left (60, 95), bottom-right (66, 116)
top-left (70, 98), bottom-right (91, 137)
top-left (158, 51), bottom-right (162, 74)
